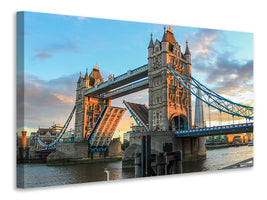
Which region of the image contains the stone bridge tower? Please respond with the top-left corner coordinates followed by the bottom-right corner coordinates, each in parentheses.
top-left (74, 65), bottom-right (111, 142)
top-left (148, 26), bottom-right (192, 132)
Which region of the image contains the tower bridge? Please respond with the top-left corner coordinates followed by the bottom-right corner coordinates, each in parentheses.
top-left (36, 26), bottom-right (253, 160)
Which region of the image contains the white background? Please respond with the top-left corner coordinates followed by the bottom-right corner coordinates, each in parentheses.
top-left (1, 0), bottom-right (266, 199)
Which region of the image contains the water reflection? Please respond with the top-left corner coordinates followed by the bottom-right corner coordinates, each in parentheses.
top-left (18, 146), bottom-right (253, 188)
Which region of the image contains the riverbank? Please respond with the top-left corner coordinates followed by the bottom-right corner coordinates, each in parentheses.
top-left (220, 157), bottom-right (253, 170)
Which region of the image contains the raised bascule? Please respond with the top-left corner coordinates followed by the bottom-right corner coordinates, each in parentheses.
top-left (36, 26), bottom-right (253, 161)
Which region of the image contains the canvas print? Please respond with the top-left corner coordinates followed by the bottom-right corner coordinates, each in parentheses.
top-left (16, 11), bottom-right (254, 188)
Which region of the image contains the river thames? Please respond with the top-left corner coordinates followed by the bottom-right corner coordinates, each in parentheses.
top-left (17, 145), bottom-right (253, 188)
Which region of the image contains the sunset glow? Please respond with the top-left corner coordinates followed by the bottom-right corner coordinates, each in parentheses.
top-left (20, 12), bottom-right (253, 138)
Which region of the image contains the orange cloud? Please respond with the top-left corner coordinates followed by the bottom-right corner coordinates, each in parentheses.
top-left (51, 92), bottom-right (75, 104)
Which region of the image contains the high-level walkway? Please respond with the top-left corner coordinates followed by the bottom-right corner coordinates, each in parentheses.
top-left (85, 64), bottom-right (148, 97)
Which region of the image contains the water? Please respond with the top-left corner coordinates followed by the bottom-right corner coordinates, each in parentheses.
top-left (17, 145), bottom-right (253, 188)
top-left (183, 145), bottom-right (253, 173)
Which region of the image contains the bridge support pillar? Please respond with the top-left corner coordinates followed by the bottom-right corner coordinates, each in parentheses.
top-left (156, 152), bottom-right (167, 175)
top-left (123, 131), bottom-right (206, 168)
top-left (171, 151), bottom-right (182, 174)
top-left (198, 137), bottom-right (206, 157)
top-left (135, 153), bottom-right (141, 177)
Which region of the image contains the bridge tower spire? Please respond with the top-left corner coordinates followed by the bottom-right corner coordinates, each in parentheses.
top-left (148, 26), bottom-right (192, 131)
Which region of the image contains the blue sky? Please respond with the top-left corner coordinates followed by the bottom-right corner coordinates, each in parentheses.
top-left (19, 11), bottom-right (253, 134)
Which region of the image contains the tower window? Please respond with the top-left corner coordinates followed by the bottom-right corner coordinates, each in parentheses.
top-left (169, 44), bottom-right (173, 52)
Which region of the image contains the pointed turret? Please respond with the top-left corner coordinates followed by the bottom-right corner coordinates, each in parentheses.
top-left (84, 68), bottom-right (89, 80)
top-left (148, 33), bottom-right (154, 48)
top-left (93, 63), bottom-right (99, 70)
top-left (185, 40), bottom-right (191, 55)
top-left (148, 33), bottom-right (154, 57)
top-left (162, 26), bottom-right (167, 42)
top-left (78, 71), bottom-right (82, 82)
top-left (161, 25), bottom-right (177, 45)
top-left (89, 64), bottom-right (104, 86)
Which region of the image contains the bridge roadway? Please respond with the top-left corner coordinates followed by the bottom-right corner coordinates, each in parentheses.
top-left (85, 64), bottom-right (148, 97)
top-left (99, 79), bottom-right (148, 99)
top-left (175, 122), bottom-right (253, 138)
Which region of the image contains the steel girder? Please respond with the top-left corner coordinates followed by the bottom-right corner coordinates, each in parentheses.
top-left (175, 122), bottom-right (253, 137)
top-left (87, 106), bottom-right (126, 149)
top-left (123, 100), bottom-right (149, 131)
top-left (36, 105), bottom-right (76, 149)
top-left (167, 66), bottom-right (253, 120)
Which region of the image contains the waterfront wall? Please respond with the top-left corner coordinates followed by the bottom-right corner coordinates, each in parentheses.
top-left (123, 131), bottom-right (206, 164)
top-left (47, 141), bottom-right (122, 162)
top-left (17, 141), bottom-right (122, 163)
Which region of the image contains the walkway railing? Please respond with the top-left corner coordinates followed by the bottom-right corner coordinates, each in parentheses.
top-left (175, 122), bottom-right (253, 137)
top-left (167, 66), bottom-right (253, 120)
top-left (101, 79), bottom-right (148, 99)
top-left (85, 64), bottom-right (148, 96)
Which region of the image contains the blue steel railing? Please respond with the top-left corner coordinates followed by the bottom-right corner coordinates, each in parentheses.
top-left (87, 106), bottom-right (108, 145)
top-left (36, 105), bottom-right (76, 151)
top-left (167, 66), bottom-right (253, 120)
top-left (101, 78), bottom-right (148, 99)
top-left (175, 123), bottom-right (253, 137)
top-left (36, 146), bottom-right (56, 152)
top-left (123, 100), bottom-right (149, 131)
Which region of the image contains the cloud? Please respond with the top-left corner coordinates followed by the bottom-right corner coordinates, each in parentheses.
top-left (20, 72), bottom-right (78, 129)
top-left (34, 51), bottom-right (52, 61)
top-left (33, 41), bottom-right (83, 61)
top-left (190, 29), bottom-right (223, 63)
top-left (188, 29), bottom-right (253, 106)
top-left (206, 53), bottom-right (253, 92)
top-left (20, 69), bottom-right (148, 131)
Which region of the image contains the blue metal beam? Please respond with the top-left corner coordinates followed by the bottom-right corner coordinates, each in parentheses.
top-left (36, 105), bottom-right (76, 149)
top-left (100, 78), bottom-right (148, 100)
top-left (175, 123), bottom-right (253, 137)
top-left (167, 66), bottom-right (253, 120)
top-left (123, 100), bottom-right (149, 131)
top-left (87, 106), bottom-right (108, 144)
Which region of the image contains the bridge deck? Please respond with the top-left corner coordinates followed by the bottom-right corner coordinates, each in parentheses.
top-left (123, 101), bottom-right (149, 128)
top-left (175, 123), bottom-right (253, 137)
top-left (87, 106), bottom-right (126, 150)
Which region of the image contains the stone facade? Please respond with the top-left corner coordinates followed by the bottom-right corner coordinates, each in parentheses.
top-left (148, 26), bottom-right (192, 132)
top-left (74, 65), bottom-right (111, 142)
top-left (123, 27), bottom-right (206, 162)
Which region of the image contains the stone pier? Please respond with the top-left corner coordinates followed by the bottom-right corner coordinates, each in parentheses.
top-left (122, 131), bottom-right (206, 167)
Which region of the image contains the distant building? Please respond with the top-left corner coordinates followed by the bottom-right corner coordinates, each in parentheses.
top-left (51, 124), bottom-right (63, 133)
top-left (30, 132), bottom-right (37, 145)
top-left (206, 133), bottom-right (251, 145)
top-left (36, 123), bottom-right (72, 144)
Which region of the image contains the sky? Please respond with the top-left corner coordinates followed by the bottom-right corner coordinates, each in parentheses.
top-left (18, 11), bottom-right (254, 136)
